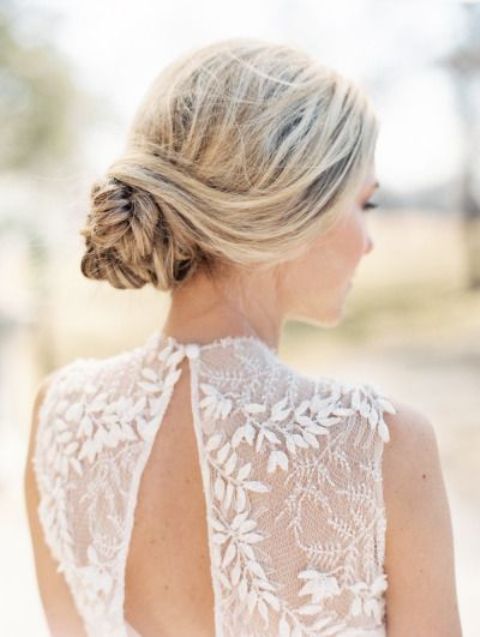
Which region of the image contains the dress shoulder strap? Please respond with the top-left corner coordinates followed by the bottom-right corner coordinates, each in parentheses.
top-left (185, 338), bottom-right (397, 635)
top-left (32, 335), bottom-right (186, 637)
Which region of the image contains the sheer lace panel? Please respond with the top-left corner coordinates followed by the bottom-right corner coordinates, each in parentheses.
top-left (32, 331), bottom-right (396, 637)
top-left (187, 336), bottom-right (395, 637)
top-left (32, 334), bottom-right (185, 636)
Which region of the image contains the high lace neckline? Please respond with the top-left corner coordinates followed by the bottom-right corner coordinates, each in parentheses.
top-left (153, 329), bottom-right (279, 357)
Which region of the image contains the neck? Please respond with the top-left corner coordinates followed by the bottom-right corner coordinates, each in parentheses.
top-left (160, 267), bottom-right (284, 352)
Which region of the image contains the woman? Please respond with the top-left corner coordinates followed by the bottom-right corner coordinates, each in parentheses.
top-left (24, 38), bottom-right (462, 636)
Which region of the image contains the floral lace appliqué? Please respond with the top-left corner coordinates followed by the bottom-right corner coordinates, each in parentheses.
top-left (33, 333), bottom-right (396, 637)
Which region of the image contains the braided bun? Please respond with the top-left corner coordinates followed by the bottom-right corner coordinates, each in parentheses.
top-left (80, 171), bottom-right (200, 291)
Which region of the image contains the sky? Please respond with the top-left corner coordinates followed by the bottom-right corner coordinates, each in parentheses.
top-left (17, 0), bottom-right (476, 192)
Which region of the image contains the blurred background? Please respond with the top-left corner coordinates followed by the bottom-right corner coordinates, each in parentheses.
top-left (1, 0), bottom-right (479, 634)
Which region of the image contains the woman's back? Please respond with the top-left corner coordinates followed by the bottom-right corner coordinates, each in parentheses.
top-left (31, 330), bottom-right (399, 637)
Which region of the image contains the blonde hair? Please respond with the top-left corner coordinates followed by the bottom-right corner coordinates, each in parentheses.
top-left (80, 37), bottom-right (379, 291)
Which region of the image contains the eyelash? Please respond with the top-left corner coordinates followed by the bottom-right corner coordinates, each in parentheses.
top-left (362, 201), bottom-right (379, 211)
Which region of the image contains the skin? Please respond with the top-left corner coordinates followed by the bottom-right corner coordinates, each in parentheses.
top-left (24, 162), bottom-right (463, 636)
top-left (161, 167), bottom-right (377, 351)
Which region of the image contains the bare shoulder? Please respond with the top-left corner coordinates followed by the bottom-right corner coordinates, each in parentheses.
top-left (381, 399), bottom-right (463, 636)
top-left (382, 399), bottom-right (440, 489)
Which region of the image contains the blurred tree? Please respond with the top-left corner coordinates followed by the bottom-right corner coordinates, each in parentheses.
top-left (0, 0), bottom-right (82, 172)
top-left (0, 0), bottom-right (91, 370)
top-left (439, 3), bottom-right (480, 290)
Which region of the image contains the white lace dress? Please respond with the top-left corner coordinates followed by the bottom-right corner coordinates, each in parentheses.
top-left (32, 330), bottom-right (397, 637)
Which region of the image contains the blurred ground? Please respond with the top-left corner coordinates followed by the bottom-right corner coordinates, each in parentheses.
top-left (0, 210), bottom-right (478, 635)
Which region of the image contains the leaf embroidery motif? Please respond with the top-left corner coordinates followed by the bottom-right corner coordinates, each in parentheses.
top-left (267, 449), bottom-right (289, 473)
top-left (199, 384), bottom-right (233, 420)
top-left (297, 569), bottom-right (341, 603)
top-left (347, 573), bottom-right (388, 623)
top-left (33, 334), bottom-right (396, 636)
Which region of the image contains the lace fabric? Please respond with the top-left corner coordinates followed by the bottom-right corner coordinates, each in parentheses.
top-left (32, 330), bottom-right (396, 637)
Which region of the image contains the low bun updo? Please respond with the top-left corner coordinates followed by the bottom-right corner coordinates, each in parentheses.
top-left (80, 37), bottom-right (379, 292)
top-left (80, 170), bottom-right (203, 290)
